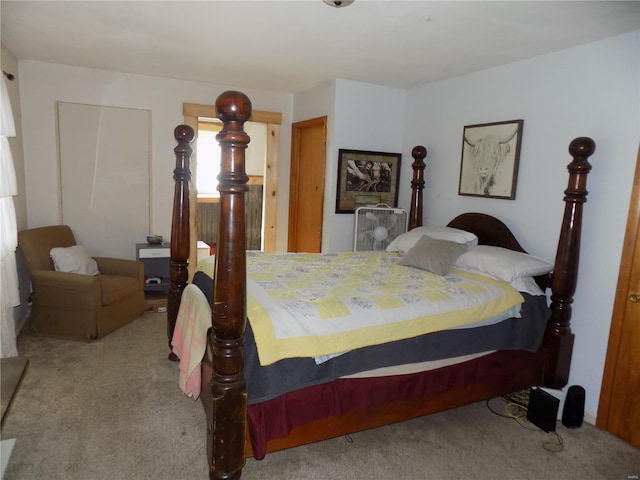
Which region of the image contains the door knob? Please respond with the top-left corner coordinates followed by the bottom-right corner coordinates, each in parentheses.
top-left (630, 292), bottom-right (640, 303)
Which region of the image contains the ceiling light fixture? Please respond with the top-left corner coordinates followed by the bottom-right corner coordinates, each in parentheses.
top-left (323, 0), bottom-right (354, 8)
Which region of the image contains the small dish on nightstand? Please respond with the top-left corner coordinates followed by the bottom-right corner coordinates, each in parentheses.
top-left (146, 235), bottom-right (163, 245)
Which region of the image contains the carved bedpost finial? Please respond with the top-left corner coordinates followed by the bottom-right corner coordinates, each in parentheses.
top-left (409, 146), bottom-right (427, 230)
top-left (544, 136), bottom-right (595, 388)
top-left (412, 145), bottom-right (427, 159)
top-left (210, 91), bottom-right (252, 480)
top-left (167, 124), bottom-right (194, 361)
top-left (569, 136), bottom-right (596, 159)
top-left (215, 91), bottom-right (252, 195)
top-left (216, 90), bottom-right (252, 125)
top-left (175, 124), bottom-right (195, 144)
top-left (565, 137), bottom-right (595, 198)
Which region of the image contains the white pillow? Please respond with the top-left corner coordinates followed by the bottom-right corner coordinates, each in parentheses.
top-left (453, 245), bottom-right (553, 283)
top-left (508, 276), bottom-right (545, 296)
top-left (386, 226), bottom-right (478, 253)
top-left (50, 245), bottom-right (100, 275)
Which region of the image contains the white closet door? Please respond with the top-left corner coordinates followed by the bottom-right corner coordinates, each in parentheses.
top-left (57, 102), bottom-right (150, 260)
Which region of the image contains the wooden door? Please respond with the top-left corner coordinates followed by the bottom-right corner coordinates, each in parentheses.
top-left (597, 146), bottom-right (640, 448)
top-left (288, 116), bottom-right (327, 253)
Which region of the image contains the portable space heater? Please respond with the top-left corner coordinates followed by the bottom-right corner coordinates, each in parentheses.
top-left (353, 204), bottom-right (408, 251)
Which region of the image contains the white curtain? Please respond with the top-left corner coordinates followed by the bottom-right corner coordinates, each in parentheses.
top-left (0, 73), bottom-right (19, 358)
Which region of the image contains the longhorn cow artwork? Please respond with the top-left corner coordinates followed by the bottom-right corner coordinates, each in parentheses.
top-left (458, 120), bottom-right (523, 199)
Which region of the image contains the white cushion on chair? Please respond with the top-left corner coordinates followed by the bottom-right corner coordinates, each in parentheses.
top-left (50, 245), bottom-right (100, 275)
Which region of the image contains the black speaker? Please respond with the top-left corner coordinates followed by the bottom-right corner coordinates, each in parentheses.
top-left (562, 385), bottom-right (585, 428)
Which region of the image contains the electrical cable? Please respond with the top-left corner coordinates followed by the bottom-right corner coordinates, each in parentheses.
top-left (486, 395), bottom-right (565, 452)
top-left (542, 431), bottom-right (564, 453)
top-left (503, 389), bottom-right (531, 408)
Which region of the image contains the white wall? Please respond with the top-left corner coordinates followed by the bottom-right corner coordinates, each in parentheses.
top-left (328, 79), bottom-right (406, 252)
top-left (401, 31), bottom-right (640, 421)
top-left (17, 61), bottom-right (294, 257)
top-left (293, 79), bottom-right (406, 252)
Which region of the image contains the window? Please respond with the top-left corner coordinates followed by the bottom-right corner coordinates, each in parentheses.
top-left (196, 122), bottom-right (222, 198)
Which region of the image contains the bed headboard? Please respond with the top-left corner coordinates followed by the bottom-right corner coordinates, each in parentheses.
top-left (447, 213), bottom-right (527, 252)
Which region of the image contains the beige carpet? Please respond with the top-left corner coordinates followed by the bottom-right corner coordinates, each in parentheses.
top-left (1, 313), bottom-right (639, 480)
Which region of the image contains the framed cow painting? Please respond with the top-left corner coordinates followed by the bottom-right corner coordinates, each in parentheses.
top-left (458, 119), bottom-right (523, 199)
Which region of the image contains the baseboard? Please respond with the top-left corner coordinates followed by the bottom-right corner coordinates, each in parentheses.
top-left (144, 292), bottom-right (167, 313)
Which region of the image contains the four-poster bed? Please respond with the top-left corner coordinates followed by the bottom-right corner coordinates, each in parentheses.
top-left (168, 91), bottom-right (595, 480)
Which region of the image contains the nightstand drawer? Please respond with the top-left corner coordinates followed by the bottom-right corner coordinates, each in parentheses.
top-left (138, 247), bottom-right (170, 258)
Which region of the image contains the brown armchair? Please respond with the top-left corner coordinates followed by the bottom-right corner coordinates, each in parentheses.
top-left (17, 225), bottom-right (145, 341)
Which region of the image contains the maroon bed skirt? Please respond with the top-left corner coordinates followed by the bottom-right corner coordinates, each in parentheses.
top-left (201, 349), bottom-right (539, 459)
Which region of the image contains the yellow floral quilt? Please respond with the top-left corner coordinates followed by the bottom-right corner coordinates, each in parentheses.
top-left (197, 251), bottom-right (524, 366)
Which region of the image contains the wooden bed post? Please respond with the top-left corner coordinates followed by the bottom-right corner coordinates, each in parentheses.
top-left (168, 125), bottom-right (194, 361)
top-left (408, 145), bottom-right (427, 230)
top-left (544, 137), bottom-right (595, 388)
top-left (208, 91), bottom-right (252, 480)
